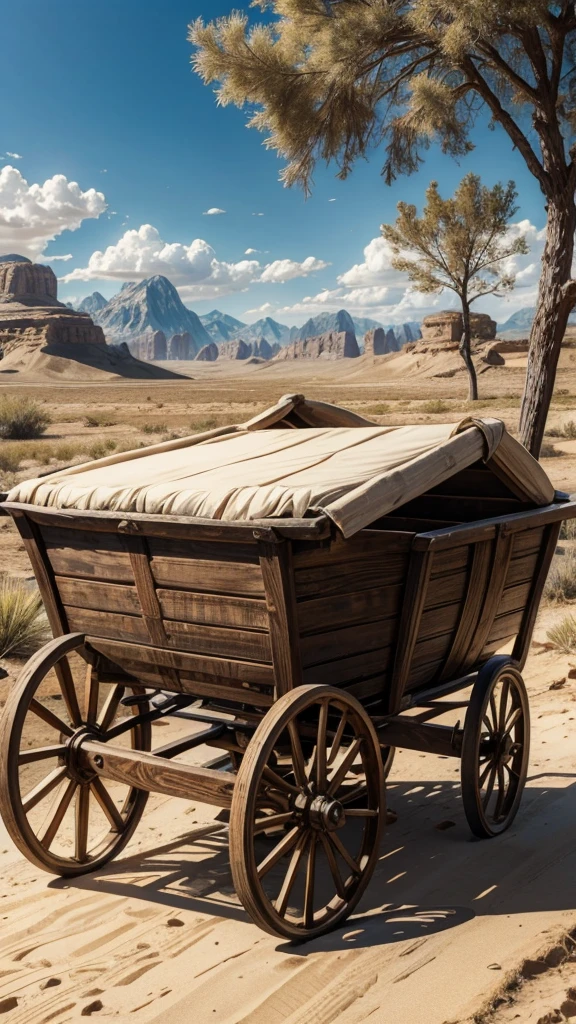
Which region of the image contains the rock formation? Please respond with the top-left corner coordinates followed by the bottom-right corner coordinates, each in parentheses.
top-left (421, 310), bottom-right (496, 343)
top-left (78, 291), bottom-right (108, 316)
top-left (218, 338), bottom-right (251, 360)
top-left (274, 330), bottom-right (360, 360)
top-left (251, 338), bottom-right (274, 360)
top-left (196, 342), bottom-right (219, 361)
top-left (95, 275), bottom-right (210, 355)
top-left (168, 332), bottom-right (194, 359)
top-left (0, 255), bottom-right (184, 380)
top-left (364, 327), bottom-right (401, 356)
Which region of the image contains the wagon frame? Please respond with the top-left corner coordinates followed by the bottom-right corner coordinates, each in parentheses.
top-left (1, 395), bottom-right (574, 940)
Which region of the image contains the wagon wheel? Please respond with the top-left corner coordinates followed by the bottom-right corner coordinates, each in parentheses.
top-left (229, 685), bottom-right (384, 941)
top-left (460, 659), bottom-right (530, 838)
top-left (0, 633), bottom-right (151, 876)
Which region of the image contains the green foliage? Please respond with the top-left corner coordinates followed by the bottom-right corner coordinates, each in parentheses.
top-left (546, 614), bottom-right (576, 653)
top-left (0, 398), bottom-right (51, 440)
top-left (0, 577), bottom-right (50, 658)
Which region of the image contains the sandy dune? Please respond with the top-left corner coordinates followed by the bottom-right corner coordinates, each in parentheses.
top-left (1, 607), bottom-right (576, 1024)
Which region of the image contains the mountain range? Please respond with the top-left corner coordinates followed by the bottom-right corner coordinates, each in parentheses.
top-left (498, 305), bottom-right (576, 336)
top-left (77, 276), bottom-right (421, 358)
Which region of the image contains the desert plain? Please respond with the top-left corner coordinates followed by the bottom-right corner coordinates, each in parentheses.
top-left (2, 354), bottom-right (576, 1023)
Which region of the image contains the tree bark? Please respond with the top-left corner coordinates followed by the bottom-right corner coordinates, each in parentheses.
top-left (519, 195), bottom-right (576, 457)
top-left (459, 298), bottom-right (478, 401)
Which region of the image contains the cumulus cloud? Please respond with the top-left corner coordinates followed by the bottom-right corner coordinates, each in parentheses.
top-left (0, 165), bottom-right (106, 261)
top-left (260, 256), bottom-right (330, 283)
top-left (61, 223), bottom-right (328, 301)
top-left (245, 248), bottom-right (260, 255)
top-left (203, 207), bottom-right (226, 215)
top-left (244, 302), bottom-right (276, 318)
top-left (43, 253), bottom-right (73, 262)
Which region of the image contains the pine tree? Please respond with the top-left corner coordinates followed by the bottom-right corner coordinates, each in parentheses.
top-left (191, 1), bottom-right (576, 455)
top-left (381, 173), bottom-right (528, 400)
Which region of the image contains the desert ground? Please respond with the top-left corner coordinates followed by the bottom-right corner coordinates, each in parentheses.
top-left (3, 356), bottom-right (576, 1023)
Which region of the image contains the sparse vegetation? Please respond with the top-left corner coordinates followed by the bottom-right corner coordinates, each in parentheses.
top-left (142, 422), bottom-right (168, 434)
top-left (0, 449), bottom-right (22, 474)
top-left (545, 551), bottom-right (576, 603)
top-left (421, 400), bottom-right (450, 414)
top-left (546, 420), bottom-right (576, 439)
top-left (560, 520), bottom-right (576, 541)
top-left (546, 614), bottom-right (576, 655)
top-left (86, 439), bottom-right (117, 461)
top-left (0, 398), bottom-right (51, 440)
top-left (84, 411), bottom-right (118, 428)
top-left (0, 576), bottom-right (50, 658)
top-left (539, 442), bottom-right (564, 458)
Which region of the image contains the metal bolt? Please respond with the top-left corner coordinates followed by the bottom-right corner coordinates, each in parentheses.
top-left (93, 755), bottom-right (104, 769)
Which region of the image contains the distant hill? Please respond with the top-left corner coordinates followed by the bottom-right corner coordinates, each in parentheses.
top-left (95, 276), bottom-right (211, 355)
top-left (78, 291), bottom-right (107, 316)
top-left (238, 316), bottom-right (290, 345)
top-left (290, 309), bottom-right (355, 343)
top-left (497, 307), bottom-right (535, 335)
top-left (200, 309), bottom-right (247, 343)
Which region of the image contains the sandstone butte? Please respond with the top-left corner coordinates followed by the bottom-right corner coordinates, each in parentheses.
top-left (274, 329), bottom-right (360, 360)
top-left (0, 255), bottom-right (184, 380)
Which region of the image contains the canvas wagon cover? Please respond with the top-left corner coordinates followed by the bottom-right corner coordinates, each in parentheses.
top-left (7, 394), bottom-right (554, 537)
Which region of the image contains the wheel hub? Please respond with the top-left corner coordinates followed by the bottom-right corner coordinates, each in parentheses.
top-left (65, 727), bottom-right (100, 784)
top-left (295, 792), bottom-right (346, 832)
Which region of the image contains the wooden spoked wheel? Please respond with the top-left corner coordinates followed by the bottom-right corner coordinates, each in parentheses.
top-left (461, 660), bottom-right (530, 838)
top-left (229, 685), bottom-right (385, 941)
top-left (0, 633), bottom-right (151, 876)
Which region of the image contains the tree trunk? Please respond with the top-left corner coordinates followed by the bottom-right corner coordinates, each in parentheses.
top-left (459, 299), bottom-right (478, 401)
top-left (519, 195), bottom-right (576, 457)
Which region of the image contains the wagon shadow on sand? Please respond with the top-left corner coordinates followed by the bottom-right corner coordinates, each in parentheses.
top-left (48, 770), bottom-right (576, 952)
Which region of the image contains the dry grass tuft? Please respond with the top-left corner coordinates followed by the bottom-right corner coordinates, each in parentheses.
top-left (540, 441), bottom-right (564, 458)
top-left (421, 399), bottom-right (450, 414)
top-left (0, 398), bottom-right (51, 440)
top-left (84, 411), bottom-right (118, 428)
top-left (546, 614), bottom-right (576, 654)
top-left (0, 577), bottom-right (50, 658)
top-left (546, 419), bottom-right (576, 439)
top-left (142, 422), bottom-right (168, 434)
top-left (545, 550), bottom-right (576, 602)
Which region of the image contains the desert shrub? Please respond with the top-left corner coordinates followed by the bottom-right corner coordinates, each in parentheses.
top-left (87, 439), bottom-right (117, 460)
top-left (539, 442), bottom-right (564, 458)
top-left (0, 577), bottom-right (50, 658)
top-left (190, 416), bottom-right (218, 432)
top-left (0, 398), bottom-right (51, 440)
top-left (142, 422), bottom-right (168, 434)
top-left (560, 519), bottom-right (576, 541)
top-left (0, 449), bottom-right (21, 473)
top-left (545, 550), bottom-right (576, 602)
top-left (364, 403), bottom-right (390, 416)
top-left (546, 614), bottom-right (576, 654)
top-left (421, 399), bottom-right (449, 414)
top-left (84, 411), bottom-right (118, 428)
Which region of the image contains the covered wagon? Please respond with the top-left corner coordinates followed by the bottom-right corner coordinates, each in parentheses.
top-left (0, 392), bottom-right (573, 940)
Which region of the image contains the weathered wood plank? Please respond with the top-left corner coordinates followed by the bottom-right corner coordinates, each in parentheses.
top-left (513, 521), bottom-right (562, 667)
top-left (293, 530), bottom-right (412, 569)
top-left (297, 583), bottom-right (403, 635)
top-left (302, 646), bottom-right (393, 687)
top-left (388, 545), bottom-right (434, 715)
top-left (257, 540), bottom-right (302, 694)
top-left (44, 528), bottom-right (134, 583)
top-left (149, 551), bottom-right (265, 596)
top-left (86, 637), bottom-right (275, 687)
top-left (294, 553), bottom-right (410, 598)
top-left (56, 577), bottom-right (141, 615)
top-left (119, 667), bottom-right (274, 706)
top-left (397, 494), bottom-right (531, 521)
top-left (158, 589), bottom-right (268, 630)
top-left (300, 616), bottom-right (397, 668)
top-left (14, 516), bottom-right (69, 635)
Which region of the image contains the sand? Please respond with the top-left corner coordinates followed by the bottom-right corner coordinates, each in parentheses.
top-left (1, 365), bottom-right (576, 1022)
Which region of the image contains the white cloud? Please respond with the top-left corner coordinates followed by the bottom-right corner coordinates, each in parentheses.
top-left (61, 223), bottom-right (328, 301)
top-left (5, 152), bottom-right (22, 160)
top-left (203, 207), bottom-right (226, 216)
top-left (328, 198), bottom-right (337, 202)
top-left (244, 302), bottom-right (276, 318)
top-left (252, 212), bottom-right (264, 217)
top-left (245, 248), bottom-right (260, 255)
top-left (260, 256), bottom-right (330, 284)
top-left (43, 253), bottom-right (73, 262)
top-left (0, 165), bottom-right (106, 261)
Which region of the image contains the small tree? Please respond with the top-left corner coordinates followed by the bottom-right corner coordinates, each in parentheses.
top-left (381, 173), bottom-right (528, 400)
top-left (190, 3), bottom-right (576, 456)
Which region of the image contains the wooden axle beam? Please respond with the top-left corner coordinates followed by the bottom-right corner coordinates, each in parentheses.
top-left (79, 738), bottom-right (235, 808)
top-left (378, 717), bottom-right (463, 758)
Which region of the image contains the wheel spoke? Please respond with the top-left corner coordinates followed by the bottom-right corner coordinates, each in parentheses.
top-left (22, 766), bottom-right (68, 813)
top-left (330, 831), bottom-right (361, 877)
top-left (315, 701), bottom-right (329, 791)
top-left (304, 835), bottom-right (317, 929)
top-left (39, 779), bottom-right (77, 849)
top-left (327, 737), bottom-right (363, 797)
top-left (84, 664), bottom-right (100, 725)
top-left (327, 710), bottom-right (348, 766)
top-left (498, 679), bottom-right (510, 732)
top-left (257, 826), bottom-right (301, 880)
top-left (489, 693), bottom-right (498, 732)
top-left (494, 763), bottom-right (507, 820)
top-left (274, 832), bottom-right (309, 917)
top-left (29, 699), bottom-right (73, 737)
top-left (97, 684), bottom-right (124, 733)
top-left (504, 706), bottom-right (522, 736)
top-left (482, 714), bottom-right (494, 736)
top-left (18, 744), bottom-right (66, 766)
top-left (339, 782), bottom-right (368, 806)
top-left (253, 811), bottom-right (295, 835)
top-left (343, 807), bottom-right (378, 817)
top-left (54, 659), bottom-right (82, 728)
top-left (319, 832), bottom-right (347, 899)
top-left (287, 720), bottom-right (307, 790)
top-left (75, 784), bottom-right (90, 862)
top-left (262, 766), bottom-right (300, 797)
top-left (479, 758), bottom-right (495, 788)
top-left (482, 763), bottom-right (498, 810)
top-left (90, 777), bottom-right (124, 831)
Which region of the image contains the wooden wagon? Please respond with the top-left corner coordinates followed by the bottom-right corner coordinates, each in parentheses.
top-left (1, 392), bottom-right (574, 941)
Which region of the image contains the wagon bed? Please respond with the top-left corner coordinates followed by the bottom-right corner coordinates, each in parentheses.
top-left (1, 393), bottom-right (573, 940)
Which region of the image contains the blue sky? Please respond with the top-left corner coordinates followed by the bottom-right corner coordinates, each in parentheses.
top-left (1, 0), bottom-right (548, 326)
